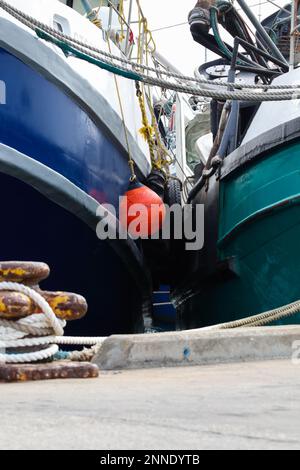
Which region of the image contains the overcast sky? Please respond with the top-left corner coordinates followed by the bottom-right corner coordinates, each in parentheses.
top-left (137, 0), bottom-right (289, 74)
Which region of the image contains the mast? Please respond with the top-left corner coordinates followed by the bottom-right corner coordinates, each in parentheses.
top-left (125, 0), bottom-right (134, 56)
top-left (289, 0), bottom-right (299, 70)
top-left (258, 0), bottom-right (262, 23)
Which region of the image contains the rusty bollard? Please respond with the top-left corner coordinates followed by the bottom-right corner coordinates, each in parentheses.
top-left (0, 261), bottom-right (99, 382)
top-left (0, 261), bottom-right (88, 320)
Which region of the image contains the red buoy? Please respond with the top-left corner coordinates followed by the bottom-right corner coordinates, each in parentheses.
top-left (120, 180), bottom-right (166, 238)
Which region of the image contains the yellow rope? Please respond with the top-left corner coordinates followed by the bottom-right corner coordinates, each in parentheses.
top-left (145, 92), bottom-right (173, 173)
top-left (143, 18), bottom-right (172, 175)
top-left (135, 7), bottom-right (155, 165)
top-left (134, 2), bottom-right (167, 172)
top-left (107, 32), bottom-right (136, 182)
top-left (86, 5), bottom-right (102, 29)
top-left (92, 17), bottom-right (102, 29)
top-left (136, 0), bottom-right (156, 54)
top-left (135, 81), bottom-right (157, 168)
top-left (91, 0), bottom-right (170, 175)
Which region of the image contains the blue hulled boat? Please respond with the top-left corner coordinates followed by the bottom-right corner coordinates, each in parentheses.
top-left (0, 0), bottom-right (155, 336)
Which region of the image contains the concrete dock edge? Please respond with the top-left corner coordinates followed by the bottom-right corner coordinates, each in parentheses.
top-left (92, 326), bottom-right (300, 370)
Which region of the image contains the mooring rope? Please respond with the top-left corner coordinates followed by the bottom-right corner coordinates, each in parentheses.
top-left (1, 280), bottom-right (300, 364)
top-left (0, 283), bottom-right (105, 364)
top-left (198, 300), bottom-right (300, 331)
top-left (1, 0), bottom-right (300, 100)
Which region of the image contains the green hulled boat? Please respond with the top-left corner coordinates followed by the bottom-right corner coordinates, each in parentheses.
top-left (172, 0), bottom-right (300, 329)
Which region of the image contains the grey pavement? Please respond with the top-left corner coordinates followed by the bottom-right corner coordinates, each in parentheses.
top-left (0, 359), bottom-right (300, 450)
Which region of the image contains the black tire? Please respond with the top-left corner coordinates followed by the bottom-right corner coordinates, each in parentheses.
top-left (165, 179), bottom-right (185, 287)
top-left (166, 179), bottom-right (182, 206)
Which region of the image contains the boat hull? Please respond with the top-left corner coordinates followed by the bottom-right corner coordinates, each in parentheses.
top-left (0, 46), bottom-right (151, 335)
top-left (0, 171), bottom-right (145, 336)
top-left (173, 118), bottom-right (300, 329)
top-left (0, 47), bottom-right (132, 207)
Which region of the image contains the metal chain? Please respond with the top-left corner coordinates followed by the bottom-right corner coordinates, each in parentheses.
top-left (135, 81), bottom-right (157, 167)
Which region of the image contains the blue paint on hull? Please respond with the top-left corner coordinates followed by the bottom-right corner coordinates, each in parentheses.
top-left (0, 48), bottom-right (148, 335)
top-left (153, 286), bottom-right (176, 331)
top-left (0, 173), bottom-right (144, 336)
top-left (0, 47), bottom-right (131, 208)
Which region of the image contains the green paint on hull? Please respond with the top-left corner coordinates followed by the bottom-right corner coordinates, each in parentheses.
top-left (199, 140), bottom-right (300, 327)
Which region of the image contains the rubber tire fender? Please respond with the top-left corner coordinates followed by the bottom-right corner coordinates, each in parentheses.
top-left (166, 179), bottom-right (182, 206)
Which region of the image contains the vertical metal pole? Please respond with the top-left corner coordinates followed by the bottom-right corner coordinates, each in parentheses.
top-left (125, 0), bottom-right (133, 56)
top-left (80, 0), bottom-right (93, 14)
top-left (108, 2), bottom-right (113, 32)
top-left (290, 0), bottom-right (298, 70)
top-left (140, 30), bottom-right (145, 65)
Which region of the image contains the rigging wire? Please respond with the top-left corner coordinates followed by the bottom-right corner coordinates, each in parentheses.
top-left (1, 0), bottom-right (300, 100)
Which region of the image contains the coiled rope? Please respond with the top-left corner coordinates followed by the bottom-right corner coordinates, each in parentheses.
top-left (0, 283), bottom-right (105, 364)
top-left (1, 1), bottom-right (300, 101)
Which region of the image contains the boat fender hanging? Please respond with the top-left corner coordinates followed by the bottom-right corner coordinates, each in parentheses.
top-left (120, 180), bottom-right (166, 238)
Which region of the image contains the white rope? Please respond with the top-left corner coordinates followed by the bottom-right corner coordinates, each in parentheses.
top-left (1, 281), bottom-right (299, 364)
top-left (1, 0), bottom-right (300, 100)
top-left (0, 345), bottom-right (59, 364)
top-left (55, 336), bottom-right (107, 345)
top-left (0, 282), bottom-right (105, 364)
top-left (0, 0), bottom-right (291, 90)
